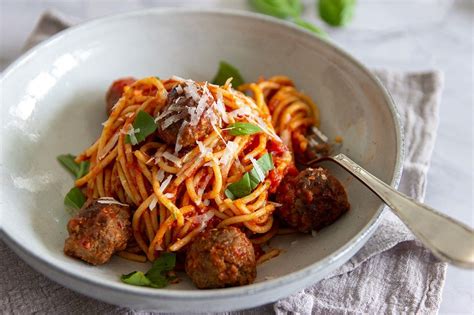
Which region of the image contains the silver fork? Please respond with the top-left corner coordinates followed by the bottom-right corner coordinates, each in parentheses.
top-left (307, 153), bottom-right (474, 269)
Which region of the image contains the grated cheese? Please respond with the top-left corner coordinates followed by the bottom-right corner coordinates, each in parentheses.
top-left (160, 175), bottom-right (173, 192)
top-left (250, 157), bottom-right (265, 182)
top-left (162, 151), bottom-right (182, 167)
top-left (174, 121), bottom-right (188, 153)
top-left (98, 131), bottom-right (119, 160)
top-left (215, 90), bottom-right (229, 124)
top-left (164, 193), bottom-right (175, 199)
top-left (149, 196), bottom-right (158, 211)
top-left (97, 197), bottom-right (129, 207)
top-left (192, 211), bottom-right (215, 231)
top-left (219, 141), bottom-right (238, 166)
top-left (311, 126), bottom-right (328, 143)
top-left (203, 199), bottom-right (210, 206)
top-left (156, 169), bottom-right (165, 182)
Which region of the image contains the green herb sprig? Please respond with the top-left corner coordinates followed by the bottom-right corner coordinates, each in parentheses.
top-left (212, 61), bottom-right (245, 87)
top-left (64, 187), bottom-right (86, 209)
top-left (225, 153), bottom-right (274, 200)
top-left (57, 154), bottom-right (90, 179)
top-left (121, 253), bottom-right (176, 288)
top-left (228, 122), bottom-right (262, 136)
top-left (125, 110), bottom-right (158, 145)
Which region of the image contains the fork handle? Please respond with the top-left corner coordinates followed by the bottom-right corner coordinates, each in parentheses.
top-left (323, 153), bottom-right (474, 269)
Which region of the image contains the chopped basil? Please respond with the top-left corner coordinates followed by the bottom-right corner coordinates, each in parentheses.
top-left (57, 154), bottom-right (90, 179)
top-left (318, 0), bottom-right (356, 27)
top-left (212, 61), bottom-right (245, 87)
top-left (121, 253), bottom-right (176, 289)
top-left (249, 0), bottom-right (302, 19)
top-left (125, 111), bottom-right (157, 145)
top-left (225, 153), bottom-right (274, 200)
top-left (121, 271), bottom-right (152, 287)
top-left (228, 122), bottom-right (262, 136)
top-left (293, 17), bottom-right (328, 38)
top-left (225, 173), bottom-right (252, 200)
top-left (64, 187), bottom-right (86, 209)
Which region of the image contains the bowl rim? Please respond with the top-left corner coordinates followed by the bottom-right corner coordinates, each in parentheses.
top-left (0, 7), bottom-right (404, 300)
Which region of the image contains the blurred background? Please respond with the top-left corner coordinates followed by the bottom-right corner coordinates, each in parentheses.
top-left (1, 0), bottom-right (472, 313)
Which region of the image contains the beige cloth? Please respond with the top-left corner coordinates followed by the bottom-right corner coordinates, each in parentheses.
top-left (1, 12), bottom-right (446, 315)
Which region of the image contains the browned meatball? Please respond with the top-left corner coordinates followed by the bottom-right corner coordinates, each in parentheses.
top-left (64, 200), bottom-right (131, 265)
top-left (156, 82), bottom-right (215, 148)
top-left (105, 77), bottom-right (136, 115)
top-left (276, 167), bottom-right (350, 233)
top-left (185, 227), bottom-right (256, 289)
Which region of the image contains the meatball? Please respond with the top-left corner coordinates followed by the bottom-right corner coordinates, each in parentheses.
top-left (156, 82), bottom-right (215, 148)
top-left (105, 77), bottom-right (136, 115)
top-left (185, 227), bottom-right (256, 289)
top-left (276, 167), bottom-right (350, 233)
top-left (64, 200), bottom-right (131, 265)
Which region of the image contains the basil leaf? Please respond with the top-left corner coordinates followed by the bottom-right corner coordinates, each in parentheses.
top-left (228, 122), bottom-right (262, 136)
top-left (225, 153), bottom-right (274, 200)
top-left (64, 187), bottom-right (86, 209)
top-left (212, 61), bottom-right (245, 87)
top-left (125, 111), bottom-right (157, 145)
top-left (293, 18), bottom-right (328, 38)
top-left (57, 154), bottom-right (80, 177)
top-left (57, 154), bottom-right (90, 179)
top-left (76, 161), bottom-right (90, 179)
top-left (122, 253), bottom-right (176, 289)
top-left (150, 252), bottom-right (176, 272)
top-left (225, 172), bottom-right (253, 200)
top-left (121, 271), bottom-right (152, 287)
top-left (250, 0), bottom-right (303, 19)
top-left (318, 0), bottom-right (356, 27)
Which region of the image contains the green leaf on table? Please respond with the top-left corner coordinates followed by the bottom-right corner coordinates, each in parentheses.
top-left (228, 122), bottom-right (262, 136)
top-left (212, 61), bottom-right (245, 87)
top-left (318, 0), bottom-right (356, 27)
top-left (64, 187), bottom-right (86, 209)
top-left (293, 17), bottom-right (328, 38)
top-left (249, 0), bottom-right (303, 19)
top-left (125, 110), bottom-right (157, 145)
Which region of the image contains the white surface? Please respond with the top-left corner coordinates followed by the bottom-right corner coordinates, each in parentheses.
top-left (0, 8), bottom-right (403, 312)
top-left (0, 0), bottom-right (472, 313)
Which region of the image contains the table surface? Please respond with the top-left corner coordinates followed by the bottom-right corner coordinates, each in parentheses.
top-left (1, 0), bottom-right (473, 313)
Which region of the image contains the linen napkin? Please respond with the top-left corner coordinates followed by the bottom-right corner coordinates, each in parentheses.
top-left (0, 11), bottom-right (446, 314)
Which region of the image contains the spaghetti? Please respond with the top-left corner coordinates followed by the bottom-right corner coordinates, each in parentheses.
top-left (73, 75), bottom-right (319, 263)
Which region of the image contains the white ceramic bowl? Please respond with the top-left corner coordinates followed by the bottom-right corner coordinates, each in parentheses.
top-left (0, 8), bottom-right (403, 312)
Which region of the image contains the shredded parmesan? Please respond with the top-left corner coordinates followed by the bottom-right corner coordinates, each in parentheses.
top-left (250, 157), bottom-right (265, 181)
top-left (156, 169), bottom-right (165, 182)
top-left (219, 141), bottom-right (238, 166)
top-left (124, 125), bottom-right (140, 145)
top-left (160, 175), bottom-right (173, 192)
top-left (97, 197), bottom-right (129, 207)
top-left (174, 121), bottom-right (188, 153)
top-left (196, 140), bottom-right (212, 158)
top-left (215, 90), bottom-right (229, 123)
top-left (98, 131), bottom-right (119, 160)
top-left (164, 193), bottom-right (175, 199)
top-left (149, 196), bottom-right (158, 210)
top-left (192, 211), bottom-right (215, 231)
top-left (162, 151), bottom-right (182, 167)
top-left (203, 199), bottom-right (210, 206)
top-left (312, 126), bottom-right (328, 143)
